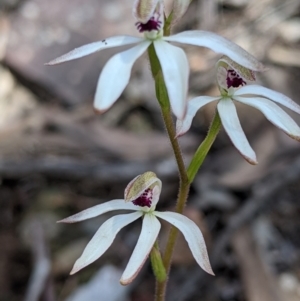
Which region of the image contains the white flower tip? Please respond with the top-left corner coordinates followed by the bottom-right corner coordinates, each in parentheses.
top-left (175, 121), bottom-right (187, 137)
top-left (288, 133), bottom-right (300, 142)
top-left (237, 147), bottom-right (257, 165)
top-left (93, 106), bottom-right (108, 115)
top-left (119, 252), bottom-right (149, 285)
top-left (69, 257), bottom-right (88, 275)
top-left (198, 246), bottom-right (214, 275)
top-left (197, 253), bottom-right (215, 276)
top-left (205, 264), bottom-right (215, 276)
top-left (175, 120), bottom-right (187, 137)
top-left (175, 130), bottom-right (184, 138)
top-left (56, 216), bottom-right (79, 223)
top-left (56, 218), bottom-right (71, 224)
top-left (119, 277), bottom-right (132, 286)
top-left (69, 266), bottom-right (80, 275)
top-left (44, 56), bottom-right (69, 66)
top-left (244, 156), bottom-right (258, 165)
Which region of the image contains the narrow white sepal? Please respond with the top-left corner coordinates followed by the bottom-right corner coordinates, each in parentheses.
top-left (217, 98), bottom-right (257, 164)
top-left (234, 96), bottom-right (300, 140)
top-left (120, 214), bottom-right (161, 285)
top-left (164, 31), bottom-right (265, 72)
top-left (133, 0), bottom-right (160, 23)
top-left (234, 85), bottom-right (300, 114)
top-left (176, 96), bottom-right (220, 136)
top-left (70, 212), bottom-right (143, 274)
top-left (46, 36), bottom-right (144, 65)
top-left (154, 40), bottom-right (189, 119)
top-left (154, 211), bottom-right (214, 275)
top-left (57, 200), bottom-right (138, 223)
top-left (94, 40), bottom-right (151, 113)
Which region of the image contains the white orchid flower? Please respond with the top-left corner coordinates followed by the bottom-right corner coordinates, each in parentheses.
top-left (58, 171), bottom-right (214, 285)
top-left (46, 0), bottom-right (264, 120)
top-left (176, 56), bottom-right (300, 164)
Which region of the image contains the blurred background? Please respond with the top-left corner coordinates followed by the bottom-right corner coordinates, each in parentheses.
top-left (0, 0), bottom-right (300, 300)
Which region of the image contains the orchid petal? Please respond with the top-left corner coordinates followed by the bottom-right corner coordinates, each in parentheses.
top-left (46, 36), bottom-right (144, 65)
top-left (235, 85), bottom-right (300, 114)
top-left (150, 184), bottom-right (161, 210)
top-left (154, 211), bottom-right (214, 275)
top-left (217, 98), bottom-right (257, 164)
top-left (176, 96), bottom-right (220, 136)
top-left (94, 40), bottom-right (151, 113)
top-left (120, 214), bottom-right (161, 285)
top-left (154, 40), bottom-right (189, 119)
top-left (235, 96), bottom-right (300, 141)
top-left (164, 31), bottom-right (265, 72)
top-left (133, 0), bottom-right (160, 23)
top-left (58, 200), bottom-right (138, 223)
top-left (125, 171), bottom-right (161, 202)
top-left (70, 212), bottom-right (142, 274)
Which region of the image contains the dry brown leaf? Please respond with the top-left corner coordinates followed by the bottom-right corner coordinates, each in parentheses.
top-left (232, 226), bottom-right (283, 301)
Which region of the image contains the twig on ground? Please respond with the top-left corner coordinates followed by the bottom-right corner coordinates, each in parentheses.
top-left (23, 218), bottom-right (53, 301)
top-left (0, 158), bottom-right (178, 183)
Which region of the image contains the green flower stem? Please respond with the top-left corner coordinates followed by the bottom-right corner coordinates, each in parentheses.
top-left (160, 106), bottom-right (189, 183)
top-left (155, 179), bottom-right (190, 301)
top-left (148, 44), bottom-right (188, 182)
top-left (187, 112), bottom-right (221, 183)
top-left (155, 112), bottom-right (220, 301)
top-left (148, 44), bottom-right (190, 301)
top-left (148, 42), bottom-right (220, 301)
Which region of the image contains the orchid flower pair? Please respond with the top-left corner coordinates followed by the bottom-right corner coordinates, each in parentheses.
top-left (46, 0), bottom-right (264, 120)
top-left (59, 172), bottom-right (214, 285)
top-left (49, 0), bottom-right (300, 287)
top-left (176, 56), bottom-right (300, 164)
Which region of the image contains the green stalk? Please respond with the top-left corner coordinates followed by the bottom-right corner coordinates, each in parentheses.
top-left (187, 112), bottom-right (221, 183)
top-left (147, 39), bottom-right (220, 301)
top-left (148, 44), bottom-right (190, 301)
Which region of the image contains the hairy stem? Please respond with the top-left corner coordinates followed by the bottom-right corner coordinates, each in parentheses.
top-left (148, 44), bottom-right (220, 301)
top-left (148, 45), bottom-right (190, 301)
